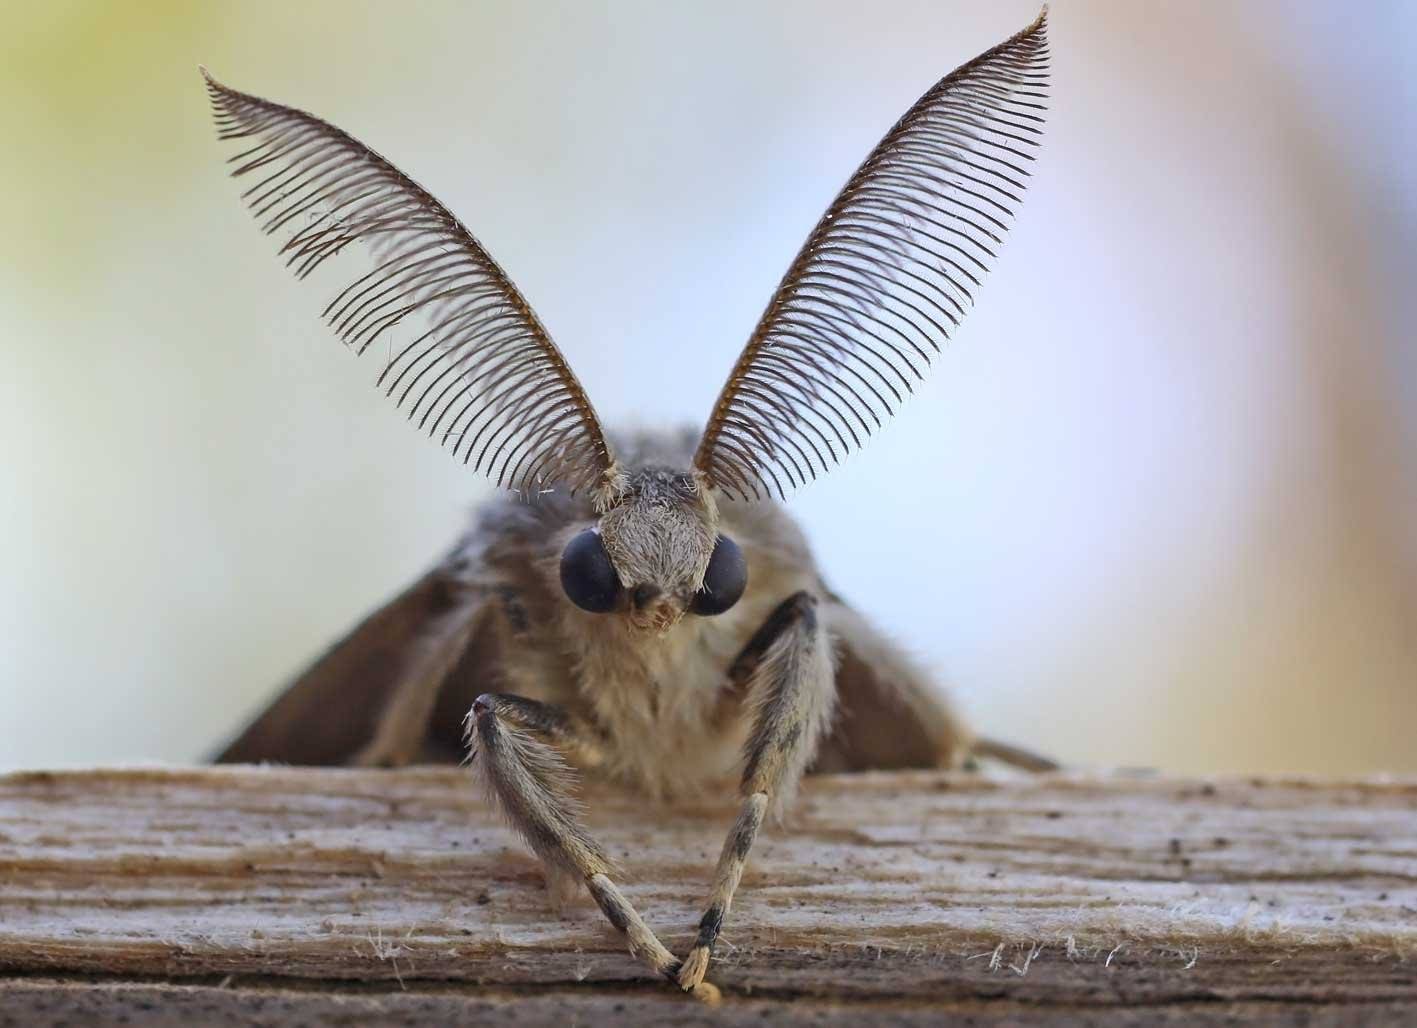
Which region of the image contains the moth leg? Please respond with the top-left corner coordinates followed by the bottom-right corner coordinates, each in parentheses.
top-left (467, 693), bottom-right (717, 999)
top-left (677, 591), bottom-right (836, 992)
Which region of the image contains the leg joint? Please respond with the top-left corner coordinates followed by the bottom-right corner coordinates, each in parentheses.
top-left (467, 693), bottom-right (573, 737)
top-left (729, 590), bottom-right (819, 684)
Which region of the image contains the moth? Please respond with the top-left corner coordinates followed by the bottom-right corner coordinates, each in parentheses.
top-left (205, 9), bottom-right (1051, 999)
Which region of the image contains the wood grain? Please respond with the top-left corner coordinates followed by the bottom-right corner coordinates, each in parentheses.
top-left (1, 767), bottom-right (1413, 1024)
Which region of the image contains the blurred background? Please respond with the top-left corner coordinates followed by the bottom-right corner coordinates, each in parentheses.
top-left (2, 2), bottom-right (1413, 775)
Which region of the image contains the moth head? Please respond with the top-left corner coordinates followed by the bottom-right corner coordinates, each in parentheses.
top-left (558, 467), bottom-right (747, 632)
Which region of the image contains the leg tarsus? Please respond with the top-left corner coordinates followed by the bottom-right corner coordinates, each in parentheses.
top-left (677, 946), bottom-right (713, 995)
top-left (678, 590), bottom-right (834, 991)
top-left (677, 790), bottom-right (768, 990)
top-left (585, 873), bottom-right (676, 977)
top-left (468, 693), bottom-right (705, 989)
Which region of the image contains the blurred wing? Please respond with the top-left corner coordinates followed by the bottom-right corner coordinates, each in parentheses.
top-left (203, 71), bottom-right (613, 495)
top-left (693, 11), bottom-right (1048, 501)
top-left (214, 558), bottom-right (490, 766)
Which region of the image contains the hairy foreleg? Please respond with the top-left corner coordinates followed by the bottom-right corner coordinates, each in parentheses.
top-left (467, 693), bottom-right (717, 1000)
top-left (677, 591), bottom-right (835, 991)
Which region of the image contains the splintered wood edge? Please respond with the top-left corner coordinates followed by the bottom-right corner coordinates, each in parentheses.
top-left (0, 766), bottom-right (1413, 1012)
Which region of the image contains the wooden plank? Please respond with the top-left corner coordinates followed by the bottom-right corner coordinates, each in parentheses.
top-left (0, 767), bottom-right (1413, 1022)
top-left (3, 977), bottom-right (1415, 1027)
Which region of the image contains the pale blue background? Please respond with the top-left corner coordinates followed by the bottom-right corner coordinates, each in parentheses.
top-left (3, 2), bottom-right (1414, 773)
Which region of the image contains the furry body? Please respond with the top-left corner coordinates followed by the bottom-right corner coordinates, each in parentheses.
top-left (219, 427), bottom-right (973, 789)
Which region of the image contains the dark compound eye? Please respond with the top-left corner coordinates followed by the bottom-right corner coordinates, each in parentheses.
top-left (560, 529), bottom-right (622, 613)
top-left (690, 535), bottom-right (747, 616)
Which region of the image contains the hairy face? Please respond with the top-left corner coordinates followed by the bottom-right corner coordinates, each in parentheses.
top-left (598, 468), bottom-right (719, 633)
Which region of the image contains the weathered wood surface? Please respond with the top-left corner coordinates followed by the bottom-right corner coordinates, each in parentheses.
top-left (0, 767), bottom-right (1413, 1025)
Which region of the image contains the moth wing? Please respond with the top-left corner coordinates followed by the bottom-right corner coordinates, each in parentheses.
top-left (815, 595), bottom-right (1060, 773)
top-left (214, 557), bottom-right (495, 765)
top-left (812, 596), bottom-right (975, 772)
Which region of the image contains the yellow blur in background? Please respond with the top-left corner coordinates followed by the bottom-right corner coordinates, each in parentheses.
top-left (2, 2), bottom-right (1413, 774)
